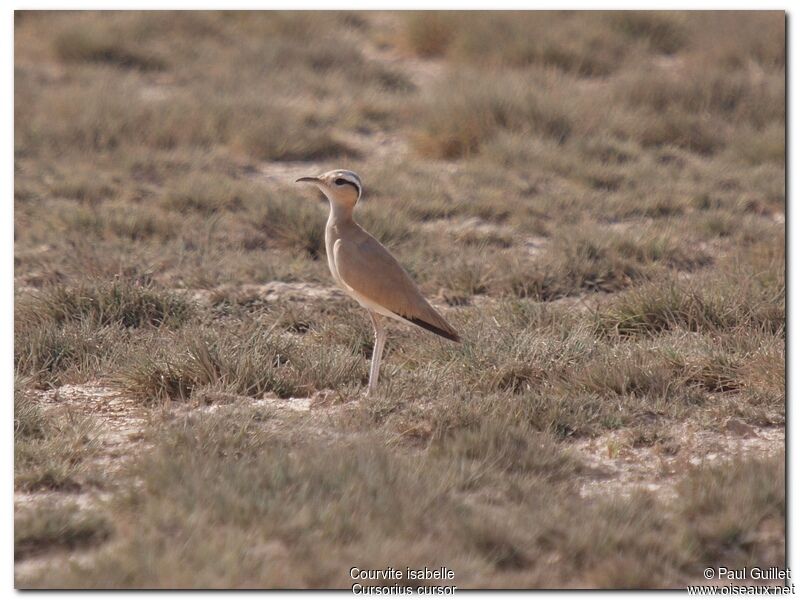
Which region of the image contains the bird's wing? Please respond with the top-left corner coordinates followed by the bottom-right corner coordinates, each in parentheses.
top-left (333, 235), bottom-right (460, 342)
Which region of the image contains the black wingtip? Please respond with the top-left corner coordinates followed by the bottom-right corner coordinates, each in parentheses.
top-left (406, 316), bottom-right (461, 343)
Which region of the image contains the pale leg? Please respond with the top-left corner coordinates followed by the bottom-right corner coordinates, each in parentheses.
top-left (367, 311), bottom-right (387, 396)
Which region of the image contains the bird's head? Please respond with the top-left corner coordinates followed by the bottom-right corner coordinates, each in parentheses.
top-left (296, 169), bottom-right (362, 209)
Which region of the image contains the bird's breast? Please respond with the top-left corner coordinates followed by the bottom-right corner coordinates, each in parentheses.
top-left (325, 224), bottom-right (342, 285)
top-left (324, 222), bottom-right (346, 288)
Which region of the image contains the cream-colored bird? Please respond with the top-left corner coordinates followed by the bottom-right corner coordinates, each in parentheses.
top-left (296, 169), bottom-right (459, 396)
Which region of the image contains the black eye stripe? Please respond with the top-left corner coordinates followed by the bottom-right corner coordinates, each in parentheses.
top-left (335, 178), bottom-right (360, 193)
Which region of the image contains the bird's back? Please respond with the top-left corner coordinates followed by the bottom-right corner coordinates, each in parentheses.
top-left (327, 219), bottom-right (460, 342)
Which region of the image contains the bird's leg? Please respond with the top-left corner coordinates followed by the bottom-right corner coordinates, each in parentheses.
top-left (367, 311), bottom-right (387, 396)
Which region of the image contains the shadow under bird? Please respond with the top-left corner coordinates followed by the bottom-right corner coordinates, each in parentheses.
top-left (296, 169), bottom-right (460, 396)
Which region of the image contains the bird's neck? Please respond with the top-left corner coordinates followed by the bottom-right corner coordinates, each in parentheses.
top-left (327, 200), bottom-right (355, 227)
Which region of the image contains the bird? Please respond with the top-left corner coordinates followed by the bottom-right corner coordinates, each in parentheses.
top-left (296, 169), bottom-right (460, 396)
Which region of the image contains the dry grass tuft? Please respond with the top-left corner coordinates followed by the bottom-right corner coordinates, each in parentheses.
top-left (403, 12), bottom-right (632, 76)
top-left (116, 324), bottom-right (363, 402)
top-left (412, 72), bottom-right (580, 159)
top-left (18, 279), bottom-right (193, 329)
top-left (15, 387), bottom-right (101, 492)
top-left (15, 499), bottom-right (113, 560)
top-left (54, 26), bottom-right (166, 71)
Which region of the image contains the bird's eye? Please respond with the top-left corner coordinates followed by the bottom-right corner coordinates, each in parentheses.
top-left (334, 178), bottom-right (348, 186)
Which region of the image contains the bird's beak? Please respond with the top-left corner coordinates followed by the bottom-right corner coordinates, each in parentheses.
top-left (295, 176), bottom-right (320, 184)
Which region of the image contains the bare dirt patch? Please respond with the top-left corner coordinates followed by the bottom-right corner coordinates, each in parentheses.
top-left (183, 281), bottom-right (346, 305)
top-left (15, 382), bottom-right (150, 581)
top-left (573, 423), bottom-right (785, 500)
top-left (35, 382), bottom-right (149, 465)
